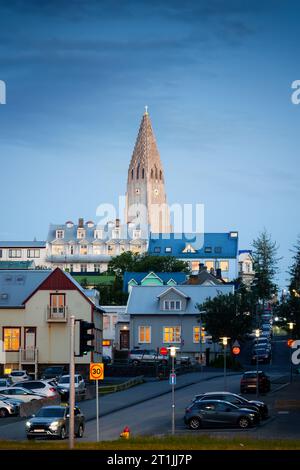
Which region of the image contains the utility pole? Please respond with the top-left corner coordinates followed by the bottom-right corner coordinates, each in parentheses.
top-left (69, 315), bottom-right (75, 450)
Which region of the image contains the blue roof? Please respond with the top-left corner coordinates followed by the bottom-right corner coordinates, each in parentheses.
top-left (126, 284), bottom-right (234, 315)
top-left (0, 270), bottom-right (52, 307)
top-left (148, 233), bottom-right (238, 259)
top-left (123, 271), bottom-right (188, 292)
top-left (0, 241), bottom-right (46, 248)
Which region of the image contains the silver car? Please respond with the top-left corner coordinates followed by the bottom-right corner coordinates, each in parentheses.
top-left (0, 398), bottom-right (19, 417)
top-left (56, 375), bottom-right (86, 398)
top-left (14, 380), bottom-right (59, 398)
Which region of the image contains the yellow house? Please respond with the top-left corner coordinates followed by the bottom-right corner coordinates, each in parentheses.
top-left (0, 268), bottom-right (103, 378)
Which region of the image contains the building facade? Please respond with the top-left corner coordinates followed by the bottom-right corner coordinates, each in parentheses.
top-left (123, 271), bottom-right (188, 293)
top-left (238, 250), bottom-right (255, 286)
top-left (0, 241), bottom-right (47, 269)
top-left (0, 268), bottom-right (103, 377)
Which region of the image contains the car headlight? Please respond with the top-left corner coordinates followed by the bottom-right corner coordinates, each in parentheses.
top-left (49, 421), bottom-right (60, 431)
top-left (248, 413), bottom-right (256, 419)
top-left (25, 421), bottom-right (32, 428)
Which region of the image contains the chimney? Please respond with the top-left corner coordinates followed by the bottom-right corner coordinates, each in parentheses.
top-left (216, 268), bottom-right (222, 280)
top-left (116, 218), bottom-right (120, 228)
top-left (78, 218), bottom-right (84, 228)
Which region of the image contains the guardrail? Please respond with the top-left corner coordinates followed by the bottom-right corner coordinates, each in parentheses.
top-left (98, 376), bottom-right (144, 394)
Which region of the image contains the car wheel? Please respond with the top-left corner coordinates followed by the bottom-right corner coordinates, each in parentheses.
top-left (0, 408), bottom-right (9, 418)
top-left (238, 416), bottom-right (250, 429)
top-left (188, 417), bottom-right (201, 430)
top-left (60, 427), bottom-right (66, 440)
top-left (132, 360), bottom-right (139, 366)
top-left (76, 424), bottom-right (84, 438)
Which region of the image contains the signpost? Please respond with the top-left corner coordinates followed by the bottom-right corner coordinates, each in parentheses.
top-left (90, 363), bottom-right (104, 442)
top-left (169, 372), bottom-right (176, 385)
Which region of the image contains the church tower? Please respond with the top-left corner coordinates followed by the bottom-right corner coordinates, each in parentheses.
top-left (126, 108), bottom-right (170, 233)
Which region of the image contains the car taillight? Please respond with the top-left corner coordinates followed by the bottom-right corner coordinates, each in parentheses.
top-left (50, 387), bottom-right (56, 392)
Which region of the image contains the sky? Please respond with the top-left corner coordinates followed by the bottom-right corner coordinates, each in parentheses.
top-left (0, 0), bottom-right (299, 289)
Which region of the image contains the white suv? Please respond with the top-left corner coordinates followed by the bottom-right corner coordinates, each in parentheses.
top-left (9, 370), bottom-right (31, 384)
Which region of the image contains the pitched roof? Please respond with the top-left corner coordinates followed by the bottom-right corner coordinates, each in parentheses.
top-left (148, 232), bottom-right (238, 259)
top-left (123, 271), bottom-right (187, 292)
top-left (0, 241), bottom-right (46, 248)
top-left (0, 270), bottom-right (52, 307)
top-left (126, 284), bottom-right (234, 315)
top-left (183, 269), bottom-right (225, 286)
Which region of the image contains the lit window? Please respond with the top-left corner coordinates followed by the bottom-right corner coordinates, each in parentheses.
top-left (164, 300), bottom-right (181, 311)
top-left (50, 294), bottom-right (65, 314)
top-left (193, 326), bottom-right (205, 343)
top-left (191, 261), bottom-right (199, 271)
top-left (3, 328), bottom-right (20, 351)
top-left (163, 326), bottom-right (181, 343)
top-left (80, 244), bottom-right (88, 255)
top-left (205, 261), bottom-right (214, 271)
top-left (102, 339), bottom-right (111, 347)
top-left (103, 316), bottom-right (110, 330)
top-left (204, 247), bottom-right (212, 253)
top-left (219, 260), bottom-right (229, 272)
top-left (27, 249), bottom-right (40, 258)
top-left (8, 249), bottom-right (22, 258)
top-left (77, 228), bottom-right (85, 239)
top-left (56, 230), bottom-right (64, 239)
top-left (139, 326), bottom-right (151, 343)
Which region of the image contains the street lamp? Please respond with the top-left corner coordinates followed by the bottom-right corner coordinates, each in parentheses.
top-left (288, 322), bottom-right (295, 383)
top-left (255, 328), bottom-right (260, 397)
top-left (168, 346), bottom-right (179, 435)
top-left (220, 337), bottom-right (230, 390)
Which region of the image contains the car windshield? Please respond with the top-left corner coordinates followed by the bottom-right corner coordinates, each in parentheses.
top-left (58, 376), bottom-right (78, 384)
top-left (11, 372), bottom-right (24, 376)
top-left (45, 368), bottom-right (62, 373)
top-left (244, 373), bottom-right (259, 378)
top-left (36, 408), bottom-right (65, 418)
top-left (0, 380), bottom-right (7, 385)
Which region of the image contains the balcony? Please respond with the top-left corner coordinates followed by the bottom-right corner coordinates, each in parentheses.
top-left (47, 305), bottom-right (68, 322)
top-left (19, 348), bottom-right (38, 364)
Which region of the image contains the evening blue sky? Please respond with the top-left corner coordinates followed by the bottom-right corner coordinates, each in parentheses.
top-left (0, 0), bottom-right (299, 288)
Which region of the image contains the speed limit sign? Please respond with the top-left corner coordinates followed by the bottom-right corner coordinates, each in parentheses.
top-left (90, 363), bottom-right (104, 380)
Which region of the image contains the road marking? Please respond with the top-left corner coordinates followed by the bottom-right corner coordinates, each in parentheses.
top-left (277, 411), bottom-right (290, 415)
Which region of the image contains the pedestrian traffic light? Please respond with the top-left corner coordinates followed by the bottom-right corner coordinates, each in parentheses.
top-left (79, 320), bottom-right (95, 356)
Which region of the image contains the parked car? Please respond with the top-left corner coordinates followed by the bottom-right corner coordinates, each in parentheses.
top-left (56, 375), bottom-right (86, 399)
top-left (41, 366), bottom-right (67, 382)
top-left (14, 380), bottom-right (59, 399)
top-left (184, 399), bottom-right (260, 430)
top-left (0, 398), bottom-right (19, 418)
top-left (129, 349), bottom-right (168, 366)
top-left (0, 393), bottom-right (23, 408)
top-left (9, 370), bottom-right (31, 384)
top-left (240, 371), bottom-right (271, 393)
top-left (0, 387), bottom-right (43, 403)
top-left (251, 348), bottom-right (271, 364)
top-left (102, 355), bottom-right (112, 365)
top-left (25, 405), bottom-right (85, 440)
top-left (192, 391), bottom-right (269, 419)
top-left (252, 337), bottom-right (271, 347)
top-left (0, 377), bottom-right (13, 388)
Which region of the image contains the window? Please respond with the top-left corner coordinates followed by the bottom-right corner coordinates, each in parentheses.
top-left (160, 170), bottom-right (162, 180)
top-left (8, 249), bottom-right (21, 258)
top-left (112, 229), bottom-right (120, 239)
top-left (204, 246), bottom-right (212, 253)
top-left (94, 229), bottom-right (103, 239)
top-left (56, 230), bottom-right (64, 239)
top-left (163, 326), bottom-right (181, 343)
top-left (191, 261), bottom-right (199, 272)
top-left (80, 264), bottom-right (87, 272)
top-left (112, 315), bottom-right (118, 327)
top-left (94, 264), bottom-right (101, 272)
top-left (3, 328), bottom-right (20, 351)
top-left (229, 231), bottom-right (238, 238)
top-left (77, 228), bottom-right (85, 239)
top-left (93, 246), bottom-right (102, 255)
top-left (205, 261), bottom-right (214, 271)
top-left (142, 168), bottom-right (145, 179)
top-left (131, 168), bottom-right (134, 179)
top-left (0, 249), bottom-right (2, 258)
top-left (138, 326), bottom-right (151, 343)
top-left (70, 245), bottom-right (74, 255)
top-left (137, 165), bottom-right (140, 179)
top-left (151, 169), bottom-right (153, 179)
top-left (193, 326), bottom-right (200, 343)
top-left (52, 245), bottom-right (64, 255)
top-left (163, 300), bottom-right (182, 311)
top-left (165, 247), bottom-right (172, 253)
top-left (27, 249), bottom-right (40, 258)
top-left (103, 316), bottom-right (110, 330)
top-left (80, 244), bottom-right (88, 255)
top-left (70, 264), bottom-right (73, 272)
top-left (154, 247), bottom-right (161, 253)
top-left (133, 230), bottom-right (141, 239)
top-left (214, 246), bottom-right (222, 254)
top-left (50, 294), bottom-right (65, 313)
top-left (219, 260), bottom-right (229, 272)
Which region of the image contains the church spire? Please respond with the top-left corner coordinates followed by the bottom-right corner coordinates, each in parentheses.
top-left (125, 110), bottom-right (170, 233)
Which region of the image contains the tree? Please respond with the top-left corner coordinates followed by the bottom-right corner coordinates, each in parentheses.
top-left (197, 291), bottom-right (253, 343)
top-left (289, 235), bottom-right (300, 295)
top-left (108, 251), bottom-right (140, 276)
top-left (251, 230), bottom-right (280, 306)
top-left (108, 252), bottom-right (190, 275)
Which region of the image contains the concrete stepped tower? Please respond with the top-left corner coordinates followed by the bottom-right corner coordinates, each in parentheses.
top-left (125, 107), bottom-right (170, 233)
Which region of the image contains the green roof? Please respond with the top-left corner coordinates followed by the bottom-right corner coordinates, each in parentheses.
top-left (0, 261), bottom-right (35, 270)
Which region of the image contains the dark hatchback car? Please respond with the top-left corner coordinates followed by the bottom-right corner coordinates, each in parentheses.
top-left (184, 400), bottom-right (260, 430)
top-left (26, 405), bottom-right (85, 440)
top-left (251, 348), bottom-right (271, 365)
top-left (41, 366), bottom-right (67, 381)
top-left (240, 371), bottom-right (271, 394)
top-left (192, 392), bottom-right (268, 419)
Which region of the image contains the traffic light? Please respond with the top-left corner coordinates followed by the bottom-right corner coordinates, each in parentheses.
top-left (79, 320), bottom-right (95, 356)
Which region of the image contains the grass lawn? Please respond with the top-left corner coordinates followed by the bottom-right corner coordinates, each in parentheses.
top-left (0, 435), bottom-right (300, 450)
top-left (72, 275), bottom-right (115, 286)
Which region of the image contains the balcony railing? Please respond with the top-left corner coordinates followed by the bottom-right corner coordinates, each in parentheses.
top-left (19, 348), bottom-right (38, 364)
top-left (47, 305), bottom-right (68, 322)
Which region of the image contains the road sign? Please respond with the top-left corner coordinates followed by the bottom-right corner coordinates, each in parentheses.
top-left (287, 339), bottom-right (295, 348)
top-left (160, 347), bottom-right (168, 356)
top-left (169, 373), bottom-right (176, 385)
top-left (90, 363), bottom-right (104, 380)
top-left (232, 339), bottom-right (240, 348)
top-left (232, 346), bottom-right (241, 355)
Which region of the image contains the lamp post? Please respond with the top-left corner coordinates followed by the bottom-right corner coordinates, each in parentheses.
top-left (220, 337), bottom-right (230, 390)
top-left (198, 310), bottom-right (206, 374)
top-left (255, 328), bottom-right (260, 397)
top-left (168, 346), bottom-right (178, 435)
top-left (288, 322), bottom-right (295, 383)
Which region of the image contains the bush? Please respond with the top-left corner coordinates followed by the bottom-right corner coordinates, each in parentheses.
top-left (210, 354), bottom-right (243, 371)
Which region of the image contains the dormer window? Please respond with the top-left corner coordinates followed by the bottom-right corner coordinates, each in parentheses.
top-left (204, 246), bottom-right (212, 253)
top-left (112, 229), bottom-right (120, 239)
top-left (94, 229), bottom-right (103, 239)
top-left (56, 230), bottom-right (64, 239)
top-left (77, 228), bottom-right (85, 239)
top-left (165, 247), bottom-right (172, 253)
top-left (164, 300), bottom-right (182, 311)
top-left (230, 231), bottom-right (238, 238)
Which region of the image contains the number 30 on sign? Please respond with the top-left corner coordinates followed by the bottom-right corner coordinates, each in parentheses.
top-left (90, 363), bottom-right (104, 380)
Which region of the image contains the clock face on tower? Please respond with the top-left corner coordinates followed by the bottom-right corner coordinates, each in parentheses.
top-left (135, 188), bottom-right (140, 194)
top-left (154, 188), bottom-right (159, 196)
